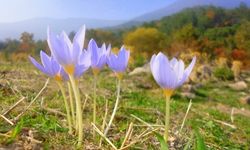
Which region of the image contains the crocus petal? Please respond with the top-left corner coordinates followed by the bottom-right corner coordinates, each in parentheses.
top-left (170, 57), bottom-right (178, 67)
top-left (151, 52), bottom-right (196, 90)
top-left (47, 28), bottom-right (67, 66)
top-left (119, 47), bottom-right (129, 71)
top-left (51, 58), bottom-right (61, 75)
top-left (88, 39), bottom-right (99, 67)
top-left (158, 53), bottom-right (177, 89)
top-left (72, 26), bottom-right (85, 63)
top-left (79, 49), bottom-right (91, 67)
top-left (73, 25), bottom-right (85, 51)
top-left (151, 52), bottom-right (178, 89)
top-left (108, 46), bottom-right (129, 72)
top-left (101, 43), bottom-right (106, 52)
top-left (40, 51), bottom-right (54, 76)
top-left (118, 47), bottom-right (126, 67)
top-left (107, 53), bottom-right (117, 70)
top-left (185, 56), bottom-right (196, 76)
top-left (59, 31), bottom-right (72, 64)
top-left (74, 64), bottom-right (88, 78)
top-left (150, 54), bottom-right (156, 73)
top-left (106, 44), bottom-right (111, 55)
top-left (124, 49), bottom-right (130, 68)
top-left (71, 43), bottom-right (81, 65)
top-left (29, 56), bottom-right (50, 76)
top-left (96, 55), bottom-right (107, 69)
top-left (150, 53), bottom-right (163, 87)
top-left (176, 60), bottom-right (185, 81)
top-left (47, 26), bottom-right (90, 78)
top-left (60, 31), bottom-right (73, 50)
top-left (177, 56), bottom-right (196, 86)
top-left (57, 67), bottom-right (68, 81)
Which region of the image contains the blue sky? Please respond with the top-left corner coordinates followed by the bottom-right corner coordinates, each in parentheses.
top-left (0, 0), bottom-right (176, 22)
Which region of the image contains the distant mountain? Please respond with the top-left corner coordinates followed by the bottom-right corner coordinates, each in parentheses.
top-left (1, 0), bottom-right (250, 39)
top-left (0, 18), bottom-right (125, 40)
top-left (116, 0), bottom-right (250, 28)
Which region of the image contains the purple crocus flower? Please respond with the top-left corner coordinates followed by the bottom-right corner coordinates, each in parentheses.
top-left (150, 52), bottom-right (196, 93)
top-left (107, 46), bottom-right (130, 78)
top-left (87, 39), bottom-right (110, 75)
top-left (29, 51), bottom-right (68, 81)
top-left (47, 26), bottom-right (90, 77)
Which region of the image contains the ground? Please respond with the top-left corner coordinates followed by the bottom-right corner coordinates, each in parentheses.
top-left (0, 62), bottom-right (249, 149)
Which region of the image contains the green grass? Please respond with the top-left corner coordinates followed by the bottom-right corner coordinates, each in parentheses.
top-left (0, 62), bottom-right (249, 149)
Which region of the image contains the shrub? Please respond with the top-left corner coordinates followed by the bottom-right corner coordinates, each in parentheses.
top-left (231, 49), bottom-right (247, 60)
top-left (213, 67), bottom-right (234, 80)
top-left (133, 55), bottom-right (146, 67)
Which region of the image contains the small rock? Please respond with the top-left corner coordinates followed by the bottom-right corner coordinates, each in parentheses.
top-left (137, 82), bottom-right (152, 89)
top-left (180, 92), bottom-right (196, 99)
top-left (181, 84), bottom-right (192, 92)
top-left (245, 77), bottom-right (250, 83)
top-left (192, 83), bottom-right (203, 90)
top-left (190, 64), bottom-right (212, 83)
top-left (129, 63), bottom-right (150, 76)
top-left (213, 88), bottom-right (220, 92)
top-left (228, 81), bottom-right (248, 91)
top-left (239, 96), bottom-right (250, 105)
top-left (239, 92), bottom-right (247, 96)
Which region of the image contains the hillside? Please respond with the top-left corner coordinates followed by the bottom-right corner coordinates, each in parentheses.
top-left (0, 18), bottom-right (125, 40)
top-left (116, 0), bottom-right (250, 28)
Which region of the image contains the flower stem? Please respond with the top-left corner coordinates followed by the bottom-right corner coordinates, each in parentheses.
top-left (67, 82), bottom-right (75, 129)
top-left (164, 94), bottom-right (171, 142)
top-left (57, 82), bottom-right (73, 134)
top-left (93, 75), bottom-right (97, 138)
top-left (69, 75), bottom-right (83, 148)
top-left (104, 78), bottom-right (121, 136)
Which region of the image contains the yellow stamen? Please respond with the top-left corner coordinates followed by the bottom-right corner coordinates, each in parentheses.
top-left (54, 74), bottom-right (62, 82)
top-left (164, 89), bottom-right (174, 97)
top-left (116, 72), bottom-right (123, 80)
top-left (92, 68), bottom-right (100, 76)
top-left (64, 65), bottom-right (75, 75)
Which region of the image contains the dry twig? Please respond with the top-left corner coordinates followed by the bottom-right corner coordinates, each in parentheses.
top-left (230, 107), bottom-right (235, 123)
top-left (2, 97), bottom-right (26, 115)
top-left (0, 114), bottom-right (14, 125)
top-left (120, 122), bottom-right (134, 149)
top-left (92, 123), bottom-right (117, 150)
top-left (130, 114), bottom-right (154, 129)
top-left (214, 119), bottom-right (236, 129)
top-left (179, 99), bottom-right (192, 134)
top-left (13, 78), bottom-right (50, 122)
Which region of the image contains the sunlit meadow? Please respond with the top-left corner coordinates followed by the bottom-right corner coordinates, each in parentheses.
top-left (0, 0), bottom-right (250, 149)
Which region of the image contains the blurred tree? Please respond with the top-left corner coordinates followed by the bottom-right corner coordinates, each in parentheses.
top-left (35, 40), bottom-right (47, 54)
top-left (123, 27), bottom-right (167, 57)
top-left (86, 29), bottom-right (122, 48)
top-left (235, 20), bottom-right (250, 53)
top-left (18, 32), bottom-right (35, 54)
top-left (2, 39), bottom-right (19, 60)
top-left (0, 41), bottom-right (6, 51)
top-left (69, 31), bottom-right (76, 41)
top-left (174, 24), bottom-right (197, 42)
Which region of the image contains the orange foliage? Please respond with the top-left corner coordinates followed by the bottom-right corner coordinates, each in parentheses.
top-left (206, 9), bottom-right (215, 19)
top-left (214, 47), bottom-right (225, 57)
top-left (231, 49), bottom-right (247, 60)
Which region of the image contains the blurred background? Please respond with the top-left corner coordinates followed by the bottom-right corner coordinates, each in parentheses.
top-left (0, 0), bottom-right (250, 72)
top-left (0, 1), bottom-right (250, 149)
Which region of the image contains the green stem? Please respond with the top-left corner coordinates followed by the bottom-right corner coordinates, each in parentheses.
top-left (69, 75), bottom-right (83, 148)
top-left (93, 75), bottom-right (97, 138)
top-left (67, 82), bottom-right (75, 129)
top-left (164, 94), bottom-right (171, 142)
top-left (57, 82), bottom-right (73, 134)
top-left (104, 78), bottom-right (121, 136)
